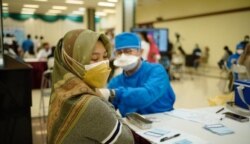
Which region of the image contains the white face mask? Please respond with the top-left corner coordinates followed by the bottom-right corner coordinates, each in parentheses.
top-left (236, 49), bottom-right (244, 55)
top-left (114, 54), bottom-right (139, 71)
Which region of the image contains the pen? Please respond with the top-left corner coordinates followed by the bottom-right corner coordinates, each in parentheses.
top-left (216, 107), bottom-right (224, 114)
top-left (160, 133), bottom-right (180, 142)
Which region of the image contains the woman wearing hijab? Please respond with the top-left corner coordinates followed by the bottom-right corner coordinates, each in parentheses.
top-left (47, 29), bottom-right (134, 144)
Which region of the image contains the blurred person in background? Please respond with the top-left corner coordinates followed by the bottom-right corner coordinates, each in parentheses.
top-left (192, 44), bottom-right (202, 69)
top-left (147, 34), bottom-right (161, 63)
top-left (22, 34), bottom-right (34, 53)
top-left (33, 35), bottom-right (40, 53)
top-left (137, 32), bottom-right (150, 60)
top-left (226, 42), bottom-right (245, 91)
top-left (36, 42), bottom-right (51, 60)
top-left (23, 46), bottom-right (36, 58)
top-left (218, 46), bottom-right (233, 70)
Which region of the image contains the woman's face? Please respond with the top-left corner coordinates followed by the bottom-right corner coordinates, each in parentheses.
top-left (90, 40), bottom-right (108, 64)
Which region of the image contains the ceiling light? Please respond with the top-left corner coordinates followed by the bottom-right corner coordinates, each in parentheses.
top-left (45, 13), bottom-right (57, 16)
top-left (72, 11), bottom-right (84, 15)
top-left (3, 3), bottom-right (8, 6)
top-left (103, 9), bottom-right (115, 13)
top-left (65, 0), bottom-right (84, 5)
top-left (21, 11), bottom-right (34, 14)
top-left (48, 9), bottom-right (62, 13)
top-left (22, 8), bottom-right (36, 12)
top-left (52, 6), bottom-right (67, 10)
top-left (3, 7), bottom-right (8, 10)
top-left (24, 4), bottom-right (39, 8)
top-left (95, 11), bottom-right (107, 16)
top-left (98, 2), bottom-right (115, 7)
top-left (107, 0), bottom-right (118, 2)
top-left (33, 0), bottom-right (48, 2)
top-left (78, 7), bottom-right (85, 11)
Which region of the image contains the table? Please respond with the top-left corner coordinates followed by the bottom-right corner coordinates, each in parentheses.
top-left (126, 106), bottom-right (250, 144)
top-left (25, 58), bottom-right (47, 89)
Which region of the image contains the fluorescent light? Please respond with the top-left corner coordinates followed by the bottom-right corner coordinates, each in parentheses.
top-left (33, 0), bottom-right (48, 2)
top-left (65, 0), bottom-right (84, 5)
top-left (48, 9), bottom-right (62, 13)
top-left (103, 9), bottom-right (115, 13)
top-left (98, 2), bottom-right (115, 7)
top-left (95, 11), bottom-right (107, 16)
top-left (24, 4), bottom-right (39, 8)
top-left (107, 0), bottom-right (118, 2)
top-left (52, 6), bottom-right (67, 10)
top-left (78, 7), bottom-right (85, 11)
top-left (72, 11), bottom-right (84, 15)
top-left (3, 3), bottom-right (8, 6)
top-left (45, 13), bottom-right (57, 16)
top-left (21, 11), bottom-right (34, 14)
top-left (22, 8), bottom-right (36, 12)
top-left (3, 7), bottom-right (8, 10)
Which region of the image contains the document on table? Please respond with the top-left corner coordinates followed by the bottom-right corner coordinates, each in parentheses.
top-left (165, 109), bottom-right (222, 125)
top-left (203, 124), bottom-right (234, 135)
top-left (136, 128), bottom-right (209, 144)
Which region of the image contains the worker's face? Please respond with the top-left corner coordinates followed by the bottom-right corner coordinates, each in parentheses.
top-left (90, 41), bottom-right (108, 64)
top-left (113, 48), bottom-right (142, 71)
top-left (115, 48), bottom-right (142, 58)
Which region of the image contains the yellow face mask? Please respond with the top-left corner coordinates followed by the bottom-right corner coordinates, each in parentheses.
top-left (83, 61), bottom-right (111, 88)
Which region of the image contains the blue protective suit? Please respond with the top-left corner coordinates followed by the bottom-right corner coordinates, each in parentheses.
top-left (226, 53), bottom-right (240, 69)
top-left (108, 61), bottom-right (176, 117)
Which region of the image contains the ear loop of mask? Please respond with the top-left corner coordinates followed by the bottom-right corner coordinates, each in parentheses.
top-left (61, 47), bottom-right (86, 78)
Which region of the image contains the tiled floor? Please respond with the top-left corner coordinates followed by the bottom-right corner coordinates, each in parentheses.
top-left (31, 66), bottom-right (231, 144)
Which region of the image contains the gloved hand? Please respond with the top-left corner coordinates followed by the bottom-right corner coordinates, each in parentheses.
top-left (96, 88), bottom-right (115, 101)
top-left (96, 88), bottom-right (110, 101)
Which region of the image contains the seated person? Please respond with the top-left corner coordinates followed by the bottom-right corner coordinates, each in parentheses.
top-left (47, 29), bottom-right (134, 143)
top-left (36, 42), bottom-right (51, 60)
top-left (101, 32), bottom-right (176, 117)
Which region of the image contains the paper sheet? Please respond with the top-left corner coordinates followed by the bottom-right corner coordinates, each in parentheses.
top-left (136, 128), bottom-right (209, 144)
top-left (165, 109), bottom-right (223, 125)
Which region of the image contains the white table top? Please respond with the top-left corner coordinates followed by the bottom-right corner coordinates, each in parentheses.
top-left (125, 106), bottom-right (250, 144)
top-left (24, 58), bottom-right (47, 63)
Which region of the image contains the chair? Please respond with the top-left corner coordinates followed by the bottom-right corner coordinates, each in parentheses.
top-left (39, 69), bottom-right (52, 144)
top-left (39, 69), bottom-right (53, 122)
top-left (47, 57), bottom-right (54, 70)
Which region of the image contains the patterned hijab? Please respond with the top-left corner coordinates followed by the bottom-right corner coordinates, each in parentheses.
top-left (47, 29), bottom-right (112, 143)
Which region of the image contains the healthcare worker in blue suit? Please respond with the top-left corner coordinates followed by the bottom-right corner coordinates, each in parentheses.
top-left (98, 32), bottom-right (176, 117)
top-left (227, 42), bottom-right (245, 69)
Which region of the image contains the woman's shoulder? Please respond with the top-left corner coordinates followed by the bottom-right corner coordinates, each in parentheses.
top-left (87, 96), bottom-right (115, 111)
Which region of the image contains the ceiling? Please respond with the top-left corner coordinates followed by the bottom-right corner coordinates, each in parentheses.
top-left (2, 0), bottom-right (120, 16)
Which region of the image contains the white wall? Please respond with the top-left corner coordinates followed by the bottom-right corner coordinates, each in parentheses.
top-left (3, 18), bottom-right (84, 46)
top-left (99, 14), bottom-right (116, 30)
top-left (154, 11), bottom-right (250, 66)
top-left (136, 0), bottom-right (250, 66)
